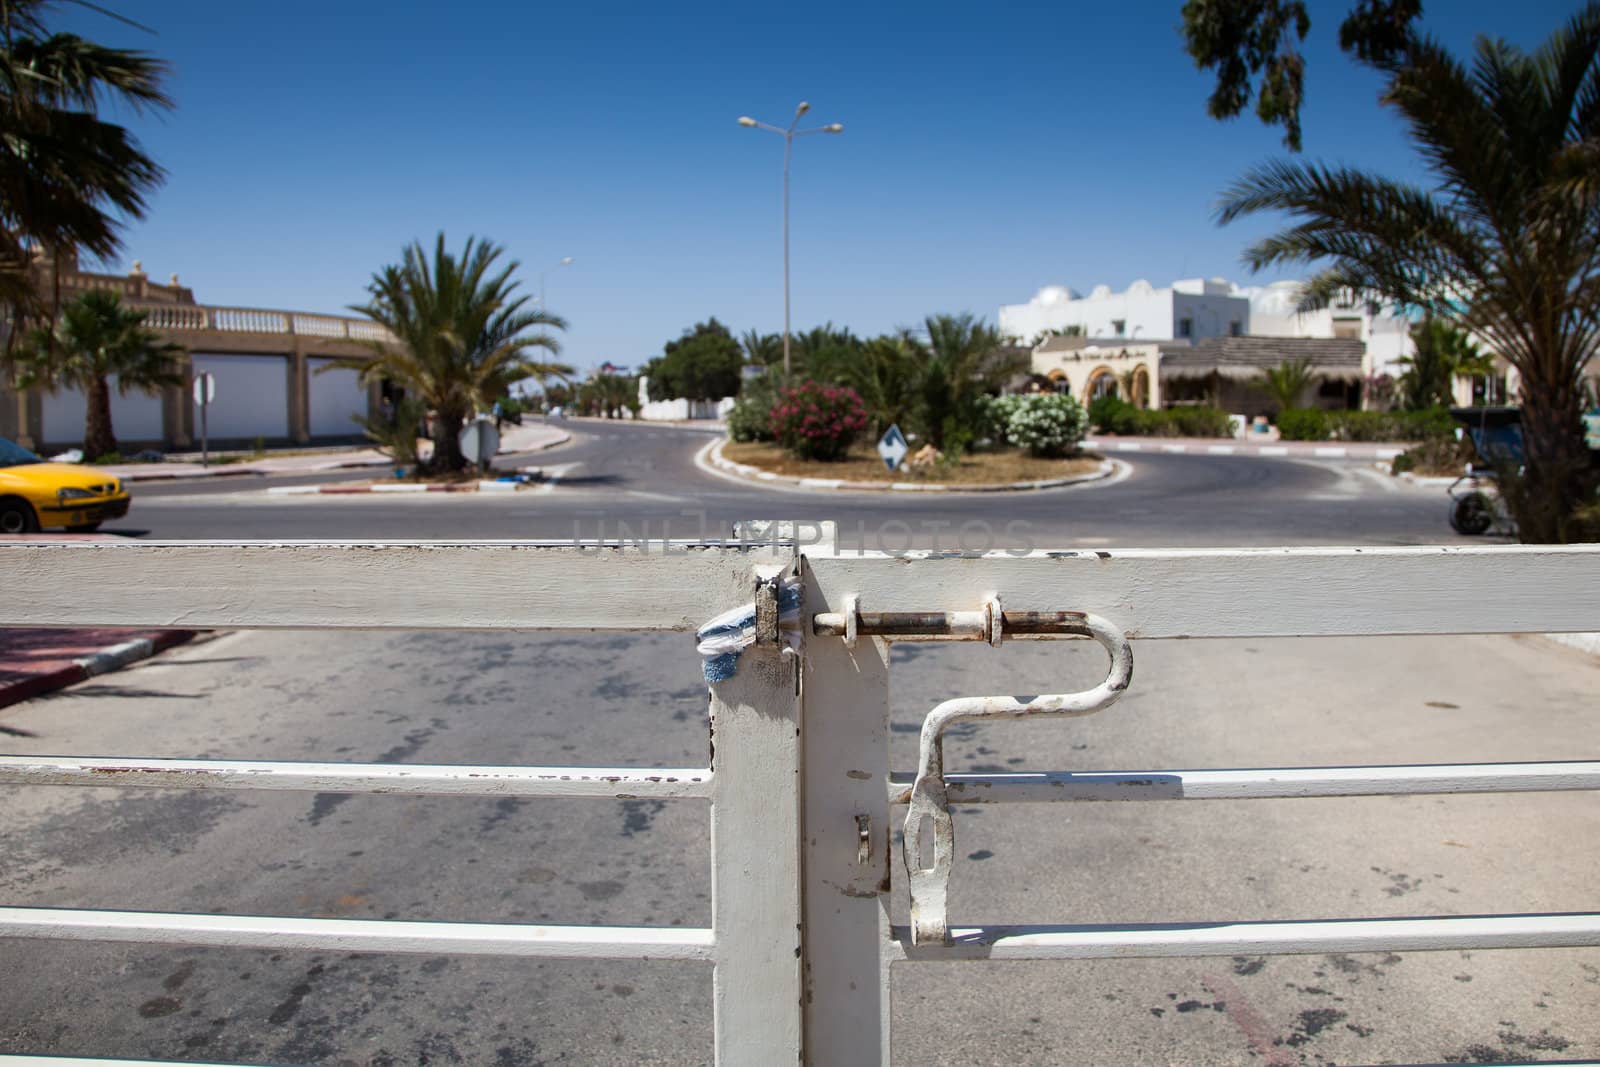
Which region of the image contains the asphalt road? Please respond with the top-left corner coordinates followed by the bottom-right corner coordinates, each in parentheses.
top-left (7, 422), bottom-right (1589, 1067)
top-left (103, 420), bottom-right (1480, 547)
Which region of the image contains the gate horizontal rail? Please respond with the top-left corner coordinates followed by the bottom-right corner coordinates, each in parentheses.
top-left (888, 761), bottom-right (1600, 802)
top-left (3, 536), bottom-right (1598, 1065)
top-left (0, 908), bottom-right (715, 961)
top-left (889, 913), bottom-right (1600, 961)
top-left (0, 756), bottom-right (712, 799)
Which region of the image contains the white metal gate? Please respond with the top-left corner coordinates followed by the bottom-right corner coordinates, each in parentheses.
top-left (1, 529), bottom-right (1598, 1064)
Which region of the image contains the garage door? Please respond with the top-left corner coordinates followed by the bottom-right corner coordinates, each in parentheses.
top-left (191, 354), bottom-right (289, 441)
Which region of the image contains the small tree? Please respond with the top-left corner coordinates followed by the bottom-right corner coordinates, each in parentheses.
top-left (739, 329), bottom-right (783, 368)
top-left (1258, 357), bottom-right (1320, 414)
top-left (911, 313), bottom-right (1028, 451)
top-left (644, 319), bottom-right (743, 401)
top-left (1398, 317), bottom-right (1480, 411)
top-left (354, 393), bottom-right (425, 470)
top-left (339, 234), bottom-right (570, 473)
top-left (11, 289), bottom-right (183, 458)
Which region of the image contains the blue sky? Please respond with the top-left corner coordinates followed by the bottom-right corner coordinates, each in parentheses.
top-left (57, 1), bottom-right (1582, 373)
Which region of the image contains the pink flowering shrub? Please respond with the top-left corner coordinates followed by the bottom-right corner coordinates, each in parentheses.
top-left (770, 381), bottom-right (868, 461)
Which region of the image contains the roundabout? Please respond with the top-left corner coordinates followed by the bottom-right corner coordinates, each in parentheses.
top-left (696, 436), bottom-right (1126, 494)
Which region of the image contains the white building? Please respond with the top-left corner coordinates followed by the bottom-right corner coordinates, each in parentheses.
top-left (1001, 276), bottom-right (1418, 381)
top-left (999, 278), bottom-right (1249, 346)
top-left (1240, 280), bottom-right (1412, 378)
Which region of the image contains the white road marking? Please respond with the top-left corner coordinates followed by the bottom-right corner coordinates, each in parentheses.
top-left (1352, 465), bottom-right (1401, 493)
top-left (537, 462), bottom-right (584, 494)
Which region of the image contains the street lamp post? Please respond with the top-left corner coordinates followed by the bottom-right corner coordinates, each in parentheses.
top-left (539, 256), bottom-right (573, 310)
top-left (737, 102), bottom-right (843, 377)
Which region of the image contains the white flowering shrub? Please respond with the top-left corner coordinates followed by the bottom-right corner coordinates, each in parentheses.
top-left (977, 393), bottom-right (1023, 444)
top-left (1003, 393), bottom-right (1089, 457)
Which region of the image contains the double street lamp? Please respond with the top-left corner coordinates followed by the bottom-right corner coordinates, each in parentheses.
top-left (737, 102), bottom-right (843, 377)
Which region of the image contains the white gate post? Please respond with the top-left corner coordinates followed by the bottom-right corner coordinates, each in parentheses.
top-left (800, 558), bottom-right (893, 1065)
top-left (708, 566), bottom-right (803, 1065)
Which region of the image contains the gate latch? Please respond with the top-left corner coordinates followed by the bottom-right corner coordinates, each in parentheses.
top-left (815, 598), bottom-right (1133, 945)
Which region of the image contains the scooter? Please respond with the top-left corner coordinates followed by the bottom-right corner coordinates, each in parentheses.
top-left (1445, 407), bottom-right (1523, 537)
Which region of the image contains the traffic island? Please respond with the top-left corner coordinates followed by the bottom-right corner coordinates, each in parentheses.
top-left (701, 438), bottom-right (1118, 493)
top-left (267, 477), bottom-right (541, 496)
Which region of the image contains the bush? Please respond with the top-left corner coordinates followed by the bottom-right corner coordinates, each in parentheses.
top-left (770, 381), bottom-right (868, 461)
top-left (1154, 406), bottom-right (1233, 438)
top-left (355, 394), bottom-right (426, 471)
top-left (1280, 406), bottom-right (1457, 443)
top-left (1391, 435), bottom-right (1472, 476)
top-left (1275, 408), bottom-right (1329, 441)
top-left (729, 374), bottom-right (783, 442)
top-left (1002, 393), bottom-right (1089, 457)
top-left (1089, 395), bottom-right (1139, 435)
top-left (976, 394), bottom-right (1023, 446)
top-left (1089, 396), bottom-right (1233, 438)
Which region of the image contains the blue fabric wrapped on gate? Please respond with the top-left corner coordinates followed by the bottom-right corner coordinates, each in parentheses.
top-left (696, 580), bottom-right (802, 682)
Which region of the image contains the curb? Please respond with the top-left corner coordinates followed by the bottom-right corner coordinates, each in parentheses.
top-left (1545, 632), bottom-right (1600, 658)
top-left (117, 430), bottom-right (572, 483)
top-left (1393, 470), bottom-right (1460, 488)
top-left (1082, 437), bottom-right (1404, 460)
top-left (268, 480), bottom-right (527, 496)
top-left (0, 630), bottom-right (197, 711)
top-left (698, 438), bottom-right (1124, 494)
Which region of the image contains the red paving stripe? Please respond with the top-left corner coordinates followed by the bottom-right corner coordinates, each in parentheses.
top-left (0, 664), bottom-right (89, 711)
top-left (0, 629), bottom-right (198, 710)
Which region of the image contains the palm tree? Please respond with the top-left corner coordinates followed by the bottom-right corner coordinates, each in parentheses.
top-left (913, 313), bottom-right (1028, 450)
top-left (0, 1), bottom-right (172, 334)
top-left (739, 329), bottom-right (782, 369)
top-left (341, 234), bottom-right (571, 472)
top-left (1399, 317), bottom-right (1482, 411)
top-left (834, 334), bottom-right (920, 436)
top-left (13, 289), bottom-right (183, 458)
top-left (792, 323), bottom-right (861, 381)
top-left (1258, 358), bottom-right (1320, 413)
top-left (1216, 6), bottom-right (1600, 541)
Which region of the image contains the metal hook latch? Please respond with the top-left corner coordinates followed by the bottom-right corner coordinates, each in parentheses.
top-left (902, 610), bottom-right (1133, 945)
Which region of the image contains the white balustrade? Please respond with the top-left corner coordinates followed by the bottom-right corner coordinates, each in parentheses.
top-left (291, 314), bottom-right (350, 339)
top-left (121, 302), bottom-right (393, 343)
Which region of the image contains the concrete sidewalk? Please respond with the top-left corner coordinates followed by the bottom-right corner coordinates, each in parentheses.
top-left (1084, 434), bottom-right (1408, 459)
top-left (0, 627), bottom-right (197, 710)
top-left (98, 423), bottom-right (571, 482)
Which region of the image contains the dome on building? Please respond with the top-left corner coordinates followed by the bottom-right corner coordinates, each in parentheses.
top-left (1127, 279), bottom-right (1153, 296)
top-left (1089, 284), bottom-right (1113, 299)
top-left (1034, 285), bottom-right (1081, 305)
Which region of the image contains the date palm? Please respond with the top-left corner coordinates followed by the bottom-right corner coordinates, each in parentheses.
top-left (914, 313), bottom-right (1027, 450)
top-left (833, 334), bottom-right (920, 436)
top-left (14, 288), bottom-right (183, 458)
top-left (1399, 317), bottom-right (1482, 411)
top-left (1217, 5), bottom-right (1600, 541)
top-left (0, 1), bottom-right (171, 332)
top-left (1258, 357), bottom-right (1320, 413)
top-left (341, 234), bottom-right (570, 472)
top-left (739, 329), bottom-right (782, 369)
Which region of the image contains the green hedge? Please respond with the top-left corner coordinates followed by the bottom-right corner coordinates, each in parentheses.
top-left (1274, 408), bottom-right (1328, 441)
top-left (1277, 407), bottom-right (1457, 442)
top-left (1088, 396), bottom-right (1232, 438)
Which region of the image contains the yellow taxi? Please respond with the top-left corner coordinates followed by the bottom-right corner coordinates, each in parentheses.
top-left (0, 437), bottom-right (131, 534)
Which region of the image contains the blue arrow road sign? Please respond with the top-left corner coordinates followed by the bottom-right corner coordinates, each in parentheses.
top-left (878, 424), bottom-right (909, 471)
